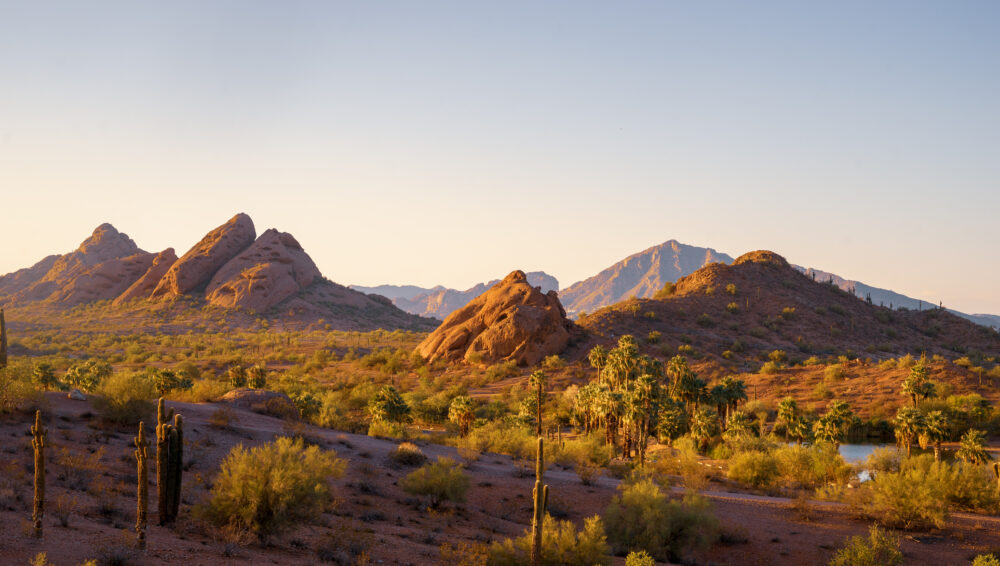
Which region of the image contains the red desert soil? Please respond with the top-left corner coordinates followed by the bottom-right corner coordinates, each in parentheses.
top-left (1, 393), bottom-right (998, 566)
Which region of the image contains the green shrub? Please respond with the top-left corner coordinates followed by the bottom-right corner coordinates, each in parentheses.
top-left (92, 371), bottom-right (157, 425)
top-left (604, 479), bottom-right (719, 562)
top-left (824, 364), bottom-right (846, 381)
top-left (489, 514), bottom-right (610, 566)
top-left (542, 355), bottom-right (566, 370)
top-left (828, 525), bottom-right (902, 566)
top-left (973, 555), bottom-right (1000, 566)
top-left (201, 437), bottom-right (344, 539)
top-left (399, 457), bottom-right (469, 508)
top-left (866, 459), bottom-right (948, 529)
top-left (0, 364), bottom-right (41, 414)
top-left (727, 451), bottom-right (779, 488)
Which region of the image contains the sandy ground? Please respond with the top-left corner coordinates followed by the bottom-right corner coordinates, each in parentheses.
top-left (1, 393), bottom-right (998, 566)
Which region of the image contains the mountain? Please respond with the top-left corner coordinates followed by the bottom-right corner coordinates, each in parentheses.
top-left (0, 214), bottom-right (434, 331)
top-left (415, 270), bottom-right (573, 366)
top-left (352, 271), bottom-right (559, 320)
top-left (559, 240), bottom-right (733, 316)
top-left (571, 250), bottom-right (1000, 364)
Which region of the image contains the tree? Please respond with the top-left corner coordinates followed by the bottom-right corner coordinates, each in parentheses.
top-left (721, 376), bottom-right (748, 421)
top-left (919, 410), bottom-right (949, 462)
top-left (956, 429), bottom-right (991, 465)
top-left (529, 370), bottom-right (547, 437)
top-left (893, 406), bottom-right (924, 459)
top-left (690, 408), bottom-right (719, 452)
top-left (777, 397), bottom-right (799, 441)
top-left (448, 395), bottom-right (476, 437)
top-left (901, 363), bottom-right (934, 408)
top-left (31, 363), bottom-right (57, 391)
top-left (722, 410), bottom-right (757, 441)
top-left (228, 365), bottom-right (247, 389)
top-left (656, 401), bottom-right (686, 446)
top-left (247, 364), bottom-right (267, 389)
top-left (588, 345), bottom-right (608, 383)
top-left (64, 359), bottom-right (112, 392)
top-left (399, 457), bottom-right (470, 508)
top-left (368, 385), bottom-right (410, 423)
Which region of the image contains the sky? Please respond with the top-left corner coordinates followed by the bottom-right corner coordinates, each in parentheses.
top-left (1, 1), bottom-right (998, 314)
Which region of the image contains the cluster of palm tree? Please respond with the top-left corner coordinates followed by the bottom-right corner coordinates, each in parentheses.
top-left (574, 336), bottom-right (749, 462)
top-left (775, 397), bottom-right (856, 447)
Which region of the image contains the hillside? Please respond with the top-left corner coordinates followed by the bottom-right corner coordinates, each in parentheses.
top-left (559, 240), bottom-right (733, 316)
top-left (572, 250), bottom-right (1000, 367)
top-left (0, 214), bottom-right (434, 332)
top-left (352, 271), bottom-right (558, 320)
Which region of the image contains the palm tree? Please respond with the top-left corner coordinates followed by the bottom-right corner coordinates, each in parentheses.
top-left (901, 363), bottom-right (931, 408)
top-left (812, 414), bottom-right (843, 447)
top-left (588, 345), bottom-right (608, 383)
top-left (529, 370), bottom-right (547, 437)
top-left (894, 406), bottom-right (925, 458)
top-left (709, 384), bottom-right (730, 427)
top-left (920, 410), bottom-right (949, 462)
top-left (956, 429), bottom-right (991, 465)
top-left (657, 401), bottom-right (686, 446)
top-left (722, 410), bottom-right (757, 442)
top-left (368, 385), bottom-right (410, 423)
top-left (721, 376), bottom-right (748, 422)
top-left (448, 395), bottom-right (476, 437)
top-left (777, 397), bottom-right (799, 441)
top-left (690, 407), bottom-right (720, 453)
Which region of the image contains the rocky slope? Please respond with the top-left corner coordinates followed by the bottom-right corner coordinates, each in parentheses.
top-left (415, 270), bottom-right (573, 365)
top-left (353, 271), bottom-right (559, 319)
top-left (559, 240), bottom-right (733, 316)
top-left (572, 250), bottom-right (1000, 365)
top-left (0, 214), bottom-right (434, 331)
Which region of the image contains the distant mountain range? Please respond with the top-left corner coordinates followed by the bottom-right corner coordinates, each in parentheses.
top-left (351, 272), bottom-right (558, 320)
top-left (0, 214), bottom-right (433, 331)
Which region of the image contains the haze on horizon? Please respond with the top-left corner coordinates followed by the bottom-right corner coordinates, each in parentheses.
top-left (1, 1), bottom-right (998, 314)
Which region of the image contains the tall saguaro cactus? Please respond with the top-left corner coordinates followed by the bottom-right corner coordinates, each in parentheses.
top-left (31, 410), bottom-right (46, 537)
top-left (155, 398), bottom-right (183, 525)
top-left (530, 437), bottom-right (548, 566)
top-left (993, 462), bottom-right (1000, 495)
top-left (0, 307), bottom-right (8, 369)
top-left (134, 421), bottom-right (150, 549)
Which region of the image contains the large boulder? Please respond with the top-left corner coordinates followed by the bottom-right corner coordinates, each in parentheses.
top-left (113, 248), bottom-right (178, 306)
top-left (204, 229), bottom-right (322, 312)
top-left (151, 213), bottom-right (256, 298)
top-left (415, 270), bottom-right (572, 366)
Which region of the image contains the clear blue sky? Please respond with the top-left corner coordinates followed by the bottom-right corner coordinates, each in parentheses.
top-left (2, 1), bottom-right (998, 313)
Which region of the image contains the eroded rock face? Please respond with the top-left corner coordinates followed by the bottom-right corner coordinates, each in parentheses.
top-left (151, 213), bottom-right (256, 298)
top-left (205, 229), bottom-right (322, 312)
top-left (113, 248), bottom-right (178, 306)
top-left (415, 270), bottom-right (572, 366)
top-left (8, 224), bottom-right (148, 305)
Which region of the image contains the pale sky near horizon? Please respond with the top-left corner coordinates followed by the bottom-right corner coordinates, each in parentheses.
top-left (2, 2), bottom-right (998, 313)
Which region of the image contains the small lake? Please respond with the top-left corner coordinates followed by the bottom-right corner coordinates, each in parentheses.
top-left (838, 443), bottom-right (892, 464)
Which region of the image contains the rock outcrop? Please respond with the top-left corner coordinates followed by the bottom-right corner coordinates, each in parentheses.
top-left (3, 224), bottom-right (150, 305)
top-left (151, 213), bottom-right (256, 298)
top-left (205, 229), bottom-right (322, 312)
top-left (113, 248), bottom-right (178, 306)
top-left (415, 270), bottom-right (572, 366)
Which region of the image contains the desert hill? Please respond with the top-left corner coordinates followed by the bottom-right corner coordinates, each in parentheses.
top-left (572, 250), bottom-right (1000, 366)
top-left (352, 271), bottom-right (558, 319)
top-left (559, 239), bottom-right (733, 316)
top-left (415, 270), bottom-right (573, 366)
top-left (0, 214), bottom-right (434, 332)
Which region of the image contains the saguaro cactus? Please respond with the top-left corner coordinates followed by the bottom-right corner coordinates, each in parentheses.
top-left (134, 421), bottom-right (150, 549)
top-left (993, 462), bottom-right (1000, 494)
top-left (31, 410), bottom-right (46, 537)
top-left (155, 398), bottom-right (183, 525)
top-left (0, 307), bottom-right (7, 369)
top-left (530, 437), bottom-right (548, 566)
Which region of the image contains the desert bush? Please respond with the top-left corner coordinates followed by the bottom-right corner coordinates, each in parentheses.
top-left (458, 419), bottom-right (535, 461)
top-left (865, 459), bottom-right (948, 530)
top-left (625, 550), bottom-right (655, 566)
top-left (973, 555), bottom-right (1000, 566)
top-left (485, 360), bottom-right (519, 381)
top-left (388, 441), bottom-right (428, 467)
top-left (92, 371), bottom-right (157, 425)
top-left (772, 443), bottom-right (852, 489)
top-left (604, 479), bottom-right (719, 562)
top-left (827, 525), bottom-right (902, 566)
top-left (64, 359), bottom-right (112, 392)
top-left (399, 457), bottom-right (469, 508)
top-left (201, 437), bottom-right (345, 540)
top-left (367, 420), bottom-right (412, 439)
top-left (171, 378), bottom-right (229, 403)
top-left (208, 407), bottom-right (238, 429)
top-left (824, 364), bottom-right (847, 381)
top-left (0, 364), bottom-right (41, 414)
top-left (864, 447), bottom-right (902, 477)
top-left (542, 355), bottom-right (566, 370)
top-left (489, 514), bottom-right (610, 566)
top-left (727, 450), bottom-right (779, 488)
top-left (54, 446), bottom-right (105, 492)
